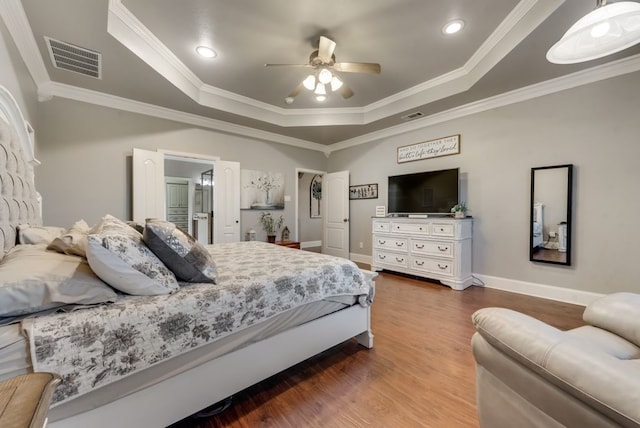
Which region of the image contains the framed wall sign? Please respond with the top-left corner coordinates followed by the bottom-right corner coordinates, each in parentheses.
top-left (349, 183), bottom-right (378, 200)
top-left (397, 134), bottom-right (460, 163)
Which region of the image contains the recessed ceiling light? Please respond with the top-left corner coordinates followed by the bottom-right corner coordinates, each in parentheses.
top-left (443, 20), bottom-right (465, 35)
top-left (196, 46), bottom-right (217, 58)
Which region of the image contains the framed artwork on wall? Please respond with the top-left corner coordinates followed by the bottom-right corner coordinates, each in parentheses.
top-left (241, 169), bottom-right (285, 210)
top-left (349, 183), bottom-right (378, 200)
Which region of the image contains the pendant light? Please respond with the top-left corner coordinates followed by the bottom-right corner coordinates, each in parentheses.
top-left (547, 0), bottom-right (640, 64)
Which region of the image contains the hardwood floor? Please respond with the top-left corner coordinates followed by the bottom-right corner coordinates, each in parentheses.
top-left (171, 271), bottom-right (585, 428)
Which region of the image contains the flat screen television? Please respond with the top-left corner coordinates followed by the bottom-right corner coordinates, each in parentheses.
top-left (388, 168), bottom-right (459, 215)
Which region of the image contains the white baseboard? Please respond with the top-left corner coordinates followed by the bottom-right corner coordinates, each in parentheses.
top-left (342, 255), bottom-right (601, 307)
top-left (300, 240), bottom-right (321, 249)
top-left (473, 274), bottom-right (603, 307)
top-left (350, 253), bottom-right (372, 265)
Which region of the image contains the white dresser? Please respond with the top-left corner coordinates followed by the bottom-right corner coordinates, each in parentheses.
top-left (371, 217), bottom-right (473, 290)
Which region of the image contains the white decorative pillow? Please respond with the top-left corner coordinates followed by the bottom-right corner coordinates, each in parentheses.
top-left (86, 215), bottom-right (178, 295)
top-left (47, 219), bottom-right (91, 258)
top-left (0, 245), bottom-right (117, 318)
top-left (143, 219), bottom-right (217, 283)
top-left (17, 224), bottom-right (66, 245)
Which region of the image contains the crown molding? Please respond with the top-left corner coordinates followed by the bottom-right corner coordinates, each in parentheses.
top-left (44, 81), bottom-right (329, 154)
top-left (106, 0), bottom-right (563, 127)
top-left (327, 53), bottom-right (640, 154)
top-left (0, 0), bottom-right (49, 86)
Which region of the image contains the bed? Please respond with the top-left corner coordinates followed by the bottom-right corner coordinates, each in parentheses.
top-left (0, 85), bottom-right (375, 427)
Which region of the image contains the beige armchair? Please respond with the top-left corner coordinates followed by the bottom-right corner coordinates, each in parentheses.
top-left (472, 292), bottom-right (640, 427)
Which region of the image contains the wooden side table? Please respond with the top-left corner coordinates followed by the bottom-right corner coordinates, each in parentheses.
top-left (275, 241), bottom-right (301, 249)
top-left (0, 372), bottom-right (60, 428)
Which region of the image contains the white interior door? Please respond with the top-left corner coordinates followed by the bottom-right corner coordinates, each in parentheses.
top-left (214, 160), bottom-right (241, 243)
top-left (132, 148), bottom-right (165, 224)
top-left (322, 170), bottom-right (349, 258)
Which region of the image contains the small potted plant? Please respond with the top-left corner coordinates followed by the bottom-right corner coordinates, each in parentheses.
top-left (451, 202), bottom-right (468, 218)
top-left (259, 212), bottom-right (284, 243)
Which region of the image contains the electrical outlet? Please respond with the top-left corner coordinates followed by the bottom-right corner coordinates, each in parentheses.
top-left (359, 242), bottom-right (363, 249)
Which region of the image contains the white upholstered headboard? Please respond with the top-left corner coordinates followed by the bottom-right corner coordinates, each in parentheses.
top-left (0, 85), bottom-right (41, 254)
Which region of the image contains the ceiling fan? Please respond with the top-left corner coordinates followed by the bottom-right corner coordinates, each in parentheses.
top-left (265, 36), bottom-right (381, 103)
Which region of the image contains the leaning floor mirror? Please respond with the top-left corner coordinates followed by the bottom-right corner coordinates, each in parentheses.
top-left (530, 164), bottom-right (573, 266)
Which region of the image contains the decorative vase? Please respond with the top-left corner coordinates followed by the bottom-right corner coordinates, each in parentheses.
top-left (267, 235), bottom-right (276, 243)
top-left (454, 211), bottom-right (466, 219)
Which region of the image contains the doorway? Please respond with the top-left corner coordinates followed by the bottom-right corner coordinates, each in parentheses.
top-left (296, 169), bottom-right (324, 252)
top-left (132, 148), bottom-right (241, 243)
top-left (164, 156), bottom-right (215, 240)
top-left (294, 168), bottom-right (351, 258)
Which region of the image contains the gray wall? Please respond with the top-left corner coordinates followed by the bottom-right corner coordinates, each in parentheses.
top-left (330, 71), bottom-right (640, 294)
top-left (34, 98), bottom-right (328, 238)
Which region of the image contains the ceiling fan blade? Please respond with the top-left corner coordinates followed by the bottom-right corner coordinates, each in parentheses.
top-left (288, 83), bottom-right (304, 98)
top-left (265, 63), bottom-right (312, 68)
top-left (340, 85), bottom-right (354, 99)
top-left (318, 36), bottom-right (337, 63)
top-left (333, 62), bottom-right (381, 74)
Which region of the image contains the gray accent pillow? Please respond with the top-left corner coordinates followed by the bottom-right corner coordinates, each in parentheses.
top-left (86, 215), bottom-right (179, 295)
top-left (143, 219), bottom-right (217, 283)
top-left (0, 244), bottom-right (117, 317)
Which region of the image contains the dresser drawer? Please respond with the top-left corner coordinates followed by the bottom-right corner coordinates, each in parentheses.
top-left (410, 239), bottom-right (453, 258)
top-left (373, 250), bottom-right (409, 268)
top-left (372, 221), bottom-right (390, 233)
top-left (390, 222), bottom-right (429, 235)
top-left (411, 256), bottom-right (454, 276)
top-left (374, 236), bottom-right (408, 252)
top-left (431, 223), bottom-right (455, 237)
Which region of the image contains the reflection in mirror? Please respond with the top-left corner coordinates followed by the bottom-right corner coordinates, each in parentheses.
top-left (530, 164), bottom-right (573, 266)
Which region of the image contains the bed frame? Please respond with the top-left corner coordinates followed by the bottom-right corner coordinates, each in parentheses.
top-left (50, 302), bottom-right (373, 427)
top-left (0, 85), bottom-right (374, 427)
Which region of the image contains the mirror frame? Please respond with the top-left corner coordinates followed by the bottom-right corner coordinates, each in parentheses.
top-left (529, 164), bottom-right (573, 266)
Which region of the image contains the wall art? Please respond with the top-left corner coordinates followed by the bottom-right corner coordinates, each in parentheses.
top-left (397, 134), bottom-right (460, 163)
top-left (241, 169), bottom-right (284, 210)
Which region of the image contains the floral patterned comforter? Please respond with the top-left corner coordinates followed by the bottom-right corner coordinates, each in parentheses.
top-left (26, 242), bottom-right (371, 405)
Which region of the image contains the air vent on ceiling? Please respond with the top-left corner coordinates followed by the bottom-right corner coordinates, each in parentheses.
top-left (45, 37), bottom-right (102, 79)
top-left (400, 111), bottom-right (425, 121)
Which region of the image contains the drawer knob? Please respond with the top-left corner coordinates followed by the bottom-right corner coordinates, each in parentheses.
top-left (379, 240), bottom-right (386, 244)
top-left (438, 246), bottom-right (448, 251)
top-left (415, 244), bottom-right (424, 249)
top-left (415, 260), bottom-right (424, 266)
top-left (440, 228), bottom-right (444, 232)
top-left (437, 264), bottom-right (448, 270)
top-left (379, 254), bottom-right (386, 259)
top-left (396, 242), bottom-right (404, 247)
top-left (396, 257), bottom-right (404, 262)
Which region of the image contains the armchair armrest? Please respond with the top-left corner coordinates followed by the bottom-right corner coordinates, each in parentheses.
top-left (473, 307), bottom-right (640, 427)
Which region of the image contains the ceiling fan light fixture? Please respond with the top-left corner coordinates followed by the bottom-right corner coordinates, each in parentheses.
top-left (315, 95), bottom-right (327, 102)
top-left (302, 75), bottom-right (316, 90)
top-left (330, 76), bottom-right (343, 91)
top-left (314, 83), bottom-right (327, 95)
top-left (318, 68), bottom-right (333, 84)
top-left (195, 46), bottom-right (217, 58)
top-left (547, 0), bottom-right (640, 64)
top-left (443, 20), bottom-right (465, 35)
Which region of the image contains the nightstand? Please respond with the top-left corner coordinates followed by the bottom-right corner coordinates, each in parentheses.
top-left (275, 241), bottom-right (301, 249)
top-left (0, 372), bottom-right (60, 428)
